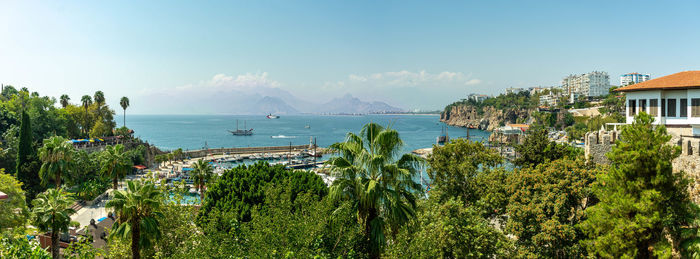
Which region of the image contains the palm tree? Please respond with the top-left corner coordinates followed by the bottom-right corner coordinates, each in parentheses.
top-left (100, 144), bottom-right (133, 190)
top-left (59, 94), bottom-right (70, 108)
top-left (191, 159), bottom-right (214, 201)
top-left (93, 91), bottom-right (105, 122)
top-left (327, 122), bottom-right (423, 258)
top-left (80, 95), bottom-right (92, 135)
top-left (173, 148), bottom-right (183, 161)
top-left (31, 189), bottom-right (76, 259)
top-left (167, 153), bottom-right (174, 165)
top-left (120, 96), bottom-right (130, 127)
top-left (106, 180), bottom-right (163, 259)
top-left (38, 136), bottom-right (76, 189)
top-left (93, 91), bottom-right (105, 107)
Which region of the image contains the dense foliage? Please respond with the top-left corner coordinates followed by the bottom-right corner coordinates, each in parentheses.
top-left (198, 162), bottom-right (328, 225)
top-left (580, 112), bottom-right (699, 258)
top-left (387, 197), bottom-right (513, 258)
top-left (427, 138), bottom-right (502, 205)
top-left (443, 91), bottom-right (538, 115)
top-left (506, 158), bottom-right (602, 257)
top-left (0, 86), bottom-right (138, 206)
top-left (0, 170), bottom-right (30, 231)
top-left (513, 127), bottom-right (577, 167)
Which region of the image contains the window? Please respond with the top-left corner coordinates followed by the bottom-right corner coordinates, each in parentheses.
top-left (629, 99), bottom-right (636, 116)
top-left (668, 99), bottom-right (677, 117)
top-left (692, 98), bottom-right (700, 117)
top-left (649, 99), bottom-right (659, 116)
top-left (640, 99), bottom-right (647, 113)
top-left (681, 98), bottom-right (688, 117)
top-left (662, 99), bottom-right (666, 116)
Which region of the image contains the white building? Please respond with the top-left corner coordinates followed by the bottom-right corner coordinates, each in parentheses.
top-left (562, 71), bottom-right (610, 97)
top-left (467, 93), bottom-right (489, 102)
top-left (539, 94), bottom-right (559, 107)
top-left (620, 73), bottom-right (650, 86)
top-left (617, 71), bottom-right (700, 136)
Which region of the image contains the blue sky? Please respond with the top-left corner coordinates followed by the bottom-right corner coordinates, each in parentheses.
top-left (1, 0), bottom-right (699, 113)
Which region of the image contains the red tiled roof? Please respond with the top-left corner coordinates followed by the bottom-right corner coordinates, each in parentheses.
top-left (616, 71), bottom-right (700, 92)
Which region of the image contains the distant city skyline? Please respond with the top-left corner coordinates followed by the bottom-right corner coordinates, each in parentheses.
top-left (1, 1), bottom-right (699, 114)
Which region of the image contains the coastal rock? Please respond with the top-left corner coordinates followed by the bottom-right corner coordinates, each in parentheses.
top-left (440, 105), bottom-right (531, 131)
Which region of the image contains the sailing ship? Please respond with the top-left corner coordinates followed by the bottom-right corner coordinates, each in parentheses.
top-left (437, 126), bottom-right (449, 145)
top-left (266, 114), bottom-right (280, 119)
top-left (229, 120), bottom-right (253, 136)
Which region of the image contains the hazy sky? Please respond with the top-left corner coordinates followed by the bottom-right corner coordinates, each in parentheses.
top-left (2, 0), bottom-right (700, 113)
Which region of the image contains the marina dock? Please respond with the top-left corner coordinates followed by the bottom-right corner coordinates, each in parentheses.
top-left (182, 144), bottom-right (324, 158)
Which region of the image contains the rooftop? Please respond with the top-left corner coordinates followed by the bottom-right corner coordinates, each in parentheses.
top-left (616, 71), bottom-right (700, 92)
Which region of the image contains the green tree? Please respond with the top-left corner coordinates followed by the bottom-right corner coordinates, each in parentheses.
top-left (15, 110), bottom-right (41, 200)
top-left (386, 198), bottom-right (512, 258)
top-left (106, 180), bottom-right (163, 259)
top-left (191, 159), bottom-right (213, 201)
top-left (59, 94), bottom-right (70, 108)
top-left (63, 238), bottom-right (104, 259)
top-left (31, 189), bottom-right (76, 259)
top-left (198, 162), bottom-right (328, 225)
top-left (427, 138), bottom-right (502, 205)
top-left (580, 112), bottom-right (698, 258)
top-left (0, 170), bottom-right (30, 231)
top-left (327, 122), bottom-right (423, 258)
top-left (120, 96), bottom-right (129, 127)
top-left (0, 236), bottom-right (51, 258)
top-left (80, 95), bottom-right (92, 136)
top-left (38, 136), bottom-right (76, 189)
top-left (173, 148), bottom-right (183, 161)
top-left (100, 144), bottom-right (133, 190)
top-left (506, 158), bottom-right (601, 257)
top-left (93, 91), bottom-right (105, 108)
top-left (513, 127), bottom-right (574, 167)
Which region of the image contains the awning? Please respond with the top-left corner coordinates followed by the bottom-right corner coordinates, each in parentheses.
top-left (0, 191), bottom-right (8, 200)
top-left (133, 165), bottom-right (147, 170)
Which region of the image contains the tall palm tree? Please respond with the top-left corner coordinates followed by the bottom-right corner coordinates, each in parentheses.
top-left (167, 153), bottom-right (174, 165)
top-left (120, 96), bottom-right (130, 127)
top-left (93, 91), bottom-right (105, 107)
top-left (106, 180), bottom-right (163, 259)
top-left (327, 122), bottom-right (423, 258)
top-left (59, 94), bottom-right (70, 108)
top-left (191, 159), bottom-right (213, 201)
top-left (31, 189), bottom-right (76, 259)
top-left (93, 91), bottom-right (105, 122)
top-left (80, 95), bottom-right (92, 135)
top-left (38, 136), bottom-right (76, 189)
top-left (100, 144), bottom-right (133, 190)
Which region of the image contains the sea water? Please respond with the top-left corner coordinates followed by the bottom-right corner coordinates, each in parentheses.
top-left (117, 114), bottom-right (490, 153)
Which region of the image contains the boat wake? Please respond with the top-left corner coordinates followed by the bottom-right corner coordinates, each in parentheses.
top-left (271, 135), bottom-right (296, 139)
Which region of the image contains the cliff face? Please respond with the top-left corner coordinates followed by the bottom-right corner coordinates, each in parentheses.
top-left (440, 105), bottom-right (531, 131)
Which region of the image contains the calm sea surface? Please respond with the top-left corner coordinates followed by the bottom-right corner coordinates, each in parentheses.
top-left (117, 114), bottom-right (490, 153)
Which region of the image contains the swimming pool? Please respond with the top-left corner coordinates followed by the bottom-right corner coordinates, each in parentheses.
top-left (168, 191), bottom-right (201, 204)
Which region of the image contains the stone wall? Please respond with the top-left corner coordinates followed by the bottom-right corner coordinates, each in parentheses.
top-left (673, 137), bottom-right (700, 203)
top-left (584, 129), bottom-right (618, 165)
top-left (585, 127), bottom-right (700, 203)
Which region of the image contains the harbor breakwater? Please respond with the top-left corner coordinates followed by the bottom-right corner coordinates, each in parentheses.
top-left (182, 144), bottom-right (324, 158)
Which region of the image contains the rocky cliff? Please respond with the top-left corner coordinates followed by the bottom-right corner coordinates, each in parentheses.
top-left (440, 105), bottom-right (532, 131)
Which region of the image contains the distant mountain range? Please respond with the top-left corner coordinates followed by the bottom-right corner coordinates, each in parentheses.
top-left (259, 92), bottom-right (404, 115)
top-left (137, 85), bottom-right (404, 115)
